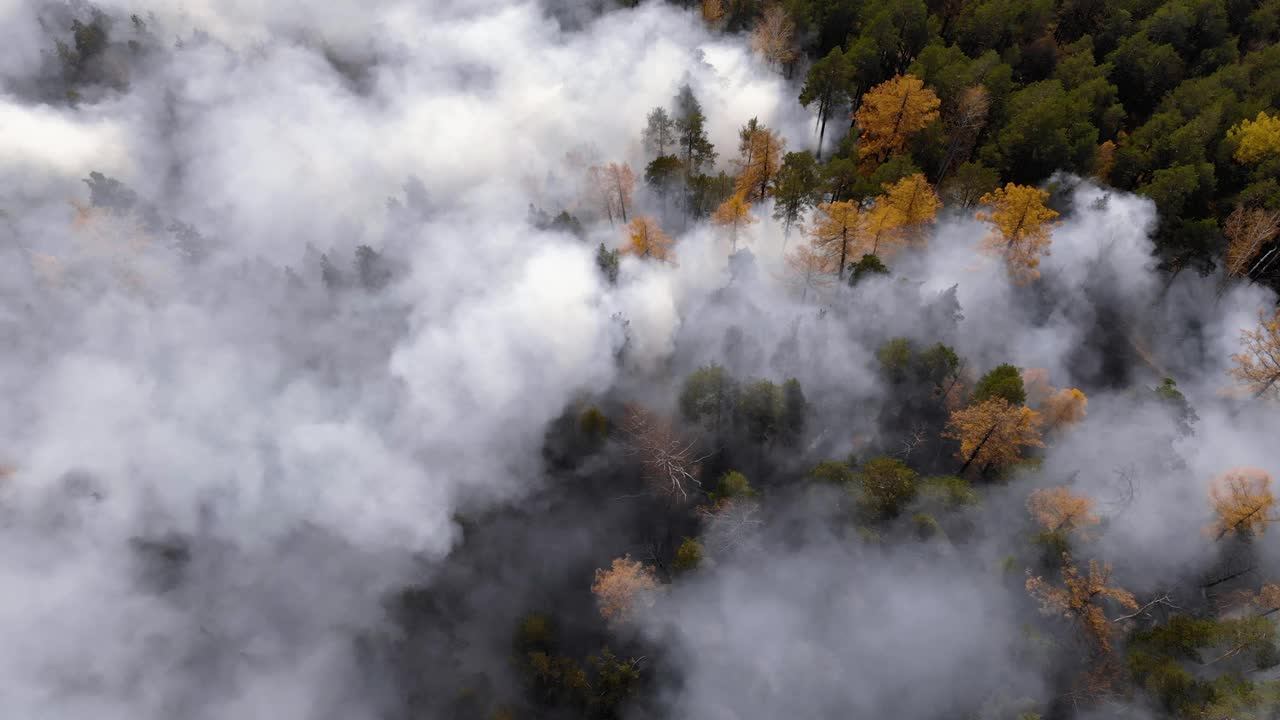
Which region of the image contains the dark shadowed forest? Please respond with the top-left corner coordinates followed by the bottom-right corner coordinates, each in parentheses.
top-left (2, 0), bottom-right (1280, 719)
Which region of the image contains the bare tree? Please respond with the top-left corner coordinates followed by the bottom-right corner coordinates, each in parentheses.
top-left (619, 405), bottom-right (709, 501)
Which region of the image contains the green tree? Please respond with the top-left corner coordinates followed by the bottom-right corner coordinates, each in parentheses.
top-left (736, 380), bottom-right (783, 445)
top-left (679, 364), bottom-right (738, 434)
top-left (799, 47), bottom-right (852, 159)
top-left (772, 151), bottom-right (822, 236)
top-left (674, 84), bottom-right (717, 174)
top-left (856, 456), bottom-right (920, 519)
top-left (972, 364), bottom-right (1026, 405)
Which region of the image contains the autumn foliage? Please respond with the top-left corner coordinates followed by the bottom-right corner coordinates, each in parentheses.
top-left (976, 183), bottom-right (1060, 284)
top-left (622, 216), bottom-right (674, 264)
top-left (1027, 487), bottom-right (1100, 540)
top-left (853, 74), bottom-right (941, 163)
top-left (809, 200), bottom-right (860, 280)
top-left (945, 397), bottom-right (1044, 475)
top-left (1223, 206), bottom-right (1280, 280)
top-left (1208, 467), bottom-right (1277, 540)
top-left (712, 192), bottom-right (757, 250)
top-left (1229, 308), bottom-right (1280, 399)
top-left (1027, 557), bottom-right (1138, 653)
top-left (591, 555), bottom-right (659, 624)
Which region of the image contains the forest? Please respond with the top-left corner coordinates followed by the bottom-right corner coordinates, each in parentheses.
top-left (1, 0), bottom-right (1280, 719)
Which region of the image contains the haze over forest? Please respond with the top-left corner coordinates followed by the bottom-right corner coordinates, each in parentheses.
top-left (3, 0), bottom-right (1280, 718)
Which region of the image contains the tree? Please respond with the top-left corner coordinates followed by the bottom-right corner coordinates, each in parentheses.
top-left (945, 397), bottom-right (1044, 475)
top-left (784, 243), bottom-right (836, 301)
top-left (619, 405), bottom-right (706, 500)
top-left (780, 378), bottom-right (807, 445)
top-left (809, 200), bottom-right (860, 280)
top-left (1223, 206), bottom-right (1280, 281)
top-left (642, 107), bottom-right (676, 158)
top-left (1209, 467), bottom-right (1277, 540)
top-left (596, 243), bottom-right (620, 284)
top-left (588, 165), bottom-right (618, 226)
top-left (976, 183), bottom-right (1060, 284)
top-left (1026, 556), bottom-right (1138, 653)
top-left (938, 84), bottom-right (991, 180)
top-left (735, 124), bottom-right (785, 204)
top-left (674, 85), bottom-right (717, 175)
top-left (1042, 388), bottom-right (1088, 431)
top-left (1028, 487), bottom-right (1100, 540)
top-left (599, 163), bottom-right (635, 224)
top-left (1230, 308), bottom-right (1280, 399)
top-left (942, 161), bottom-right (999, 208)
top-left (848, 253), bottom-right (889, 286)
top-left (712, 192), bottom-right (757, 251)
top-left (679, 364), bottom-right (738, 435)
top-left (771, 151), bottom-right (821, 237)
top-left (736, 380), bottom-right (783, 446)
top-left (672, 538), bottom-right (703, 573)
top-left (750, 4), bottom-right (798, 72)
top-left (645, 155), bottom-right (683, 209)
top-left (973, 363), bottom-right (1026, 405)
top-left (857, 456), bottom-right (919, 520)
top-left (877, 172), bottom-right (941, 249)
top-left (799, 48), bottom-right (852, 160)
top-left (591, 555), bottom-right (659, 624)
top-left (1227, 111), bottom-right (1280, 166)
top-left (622, 216), bottom-right (674, 263)
top-left (853, 74), bottom-right (941, 163)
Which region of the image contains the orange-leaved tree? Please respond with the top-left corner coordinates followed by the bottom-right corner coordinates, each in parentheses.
top-left (591, 555), bottom-right (659, 624)
top-left (945, 397), bottom-right (1044, 476)
top-left (976, 183), bottom-right (1060, 284)
top-left (1028, 486), bottom-right (1101, 540)
top-left (1042, 388), bottom-right (1089, 432)
top-left (853, 74), bottom-right (941, 163)
top-left (622, 216), bottom-right (675, 264)
top-left (1026, 556), bottom-right (1138, 654)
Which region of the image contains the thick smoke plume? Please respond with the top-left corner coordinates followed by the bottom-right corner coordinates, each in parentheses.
top-left (0, 1), bottom-right (1277, 719)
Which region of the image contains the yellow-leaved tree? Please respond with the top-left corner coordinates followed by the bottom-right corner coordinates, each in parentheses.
top-left (878, 173), bottom-right (941, 249)
top-left (1028, 486), bottom-right (1101, 540)
top-left (1223, 206), bottom-right (1280, 281)
top-left (859, 199), bottom-right (901, 258)
top-left (1227, 111), bottom-right (1280, 166)
top-left (1230, 308), bottom-right (1280, 399)
top-left (735, 125), bottom-right (785, 204)
top-left (1042, 388), bottom-right (1089, 432)
top-left (809, 200), bottom-right (860, 280)
top-left (853, 74), bottom-right (941, 163)
top-left (1208, 467), bottom-right (1277, 540)
top-left (784, 243), bottom-right (836, 302)
top-left (976, 183), bottom-right (1060, 284)
top-left (622, 216), bottom-right (675, 264)
top-left (712, 192), bottom-right (757, 251)
top-left (945, 397), bottom-right (1044, 476)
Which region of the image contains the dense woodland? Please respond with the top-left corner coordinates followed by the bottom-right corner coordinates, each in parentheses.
top-left (5, 1), bottom-right (1280, 720)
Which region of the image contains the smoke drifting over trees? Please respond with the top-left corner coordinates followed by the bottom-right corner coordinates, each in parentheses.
top-left (1, 1), bottom-right (1279, 719)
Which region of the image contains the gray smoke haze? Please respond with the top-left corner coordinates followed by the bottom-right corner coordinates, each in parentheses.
top-left (2, 1), bottom-right (1279, 718)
